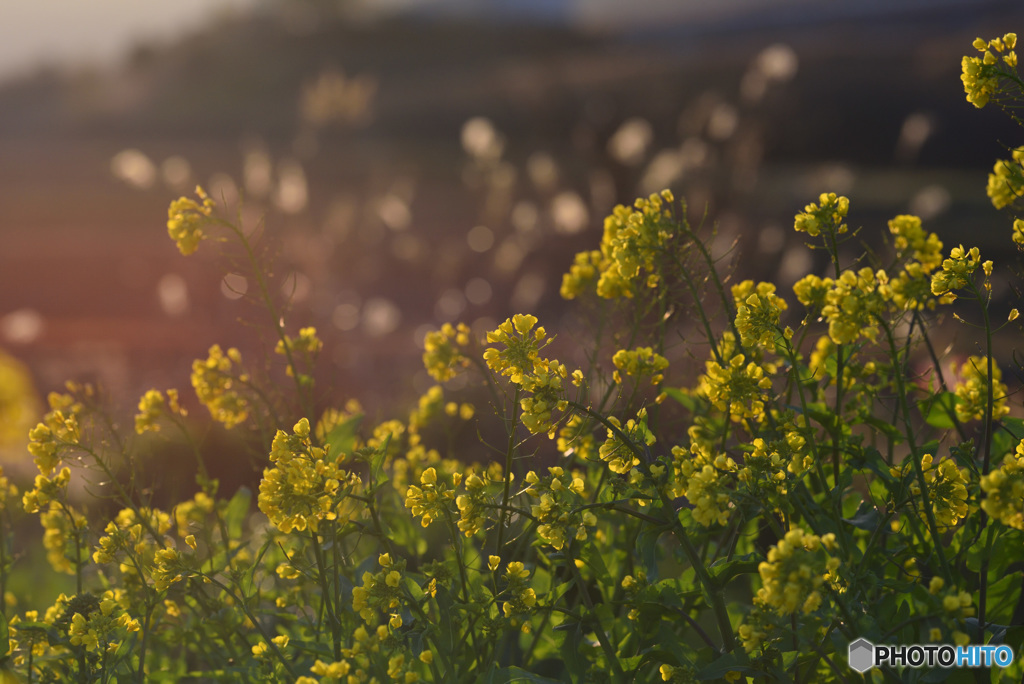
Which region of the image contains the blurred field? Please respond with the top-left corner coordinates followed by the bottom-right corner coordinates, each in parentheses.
top-left (2, 1), bottom-right (1023, 481)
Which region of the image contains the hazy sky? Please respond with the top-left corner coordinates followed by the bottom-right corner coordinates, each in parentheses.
top-left (0, 0), bottom-right (258, 82)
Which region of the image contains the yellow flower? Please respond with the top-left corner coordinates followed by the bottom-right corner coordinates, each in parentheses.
top-left (191, 345), bottom-right (249, 429)
top-left (793, 192), bottom-right (849, 237)
top-left (980, 440), bottom-right (1024, 530)
top-left (755, 527), bottom-right (840, 616)
top-left (422, 323), bottom-right (471, 382)
top-left (953, 356), bottom-right (1009, 422)
top-left (562, 191), bottom-right (677, 300)
top-left (699, 353), bottom-right (774, 423)
top-left (987, 148), bottom-right (1024, 209)
top-left (612, 347), bottom-right (670, 386)
top-left (167, 186), bottom-right (214, 255)
top-left (733, 280), bottom-right (789, 349)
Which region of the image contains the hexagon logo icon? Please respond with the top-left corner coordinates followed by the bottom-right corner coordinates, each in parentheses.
top-left (848, 638), bottom-right (875, 673)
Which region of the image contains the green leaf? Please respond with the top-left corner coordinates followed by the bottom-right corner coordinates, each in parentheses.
top-left (224, 486), bottom-right (252, 539)
top-left (324, 412), bottom-right (363, 460)
top-left (484, 665), bottom-right (566, 683)
top-left (920, 392), bottom-right (957, 429)
top-left (635, 527), bottom-right (662, 582)
top-left (371, 434), bottom-right (390, 488)
top-left (662, 388), bottom-right (697, 412)
top-left (709, 554), bottom-right (760, 587)
top-left (862, 414), bottom-right (903, 442)
top-left (577, 545), bottom-right (612, 587)
top-left (559, 621), bottom-right (586, 680)
top-left (843, 501), bottom-right (881, 532)
top-left (1000, 417), bottom-right (1024, 441)
top-left (695, 652), bottom-right (750, 680)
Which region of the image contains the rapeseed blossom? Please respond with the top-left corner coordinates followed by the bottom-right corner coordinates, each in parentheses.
top-left (891, 454), bottom-right (969, 530)
top-left (670, 444), bottom-right (737, 527)
top-left (733, 280), bottom-right (789, 349)
top-left (962, 34), bottom-right (1018, 108)
top-left (561, 191), bottom-right (677, 299)
top-left (258, 418), bottom-right (359, 534)
top-left (980, 440), bottom-right (1024, 529)
top-left (931, 245), bottom-right (982, 297)
top-left (699, 353), bottom-right (773, 422)
top-left (754, 527), bottom-right (840, 616)
top-left (167, 186), bottom-right (215, 255)
top-left (793, 193), bottom-right (849, 237)
top-left (191, 344), bottom-right (249, 429)
top-left (612, 347), bottom-right (669, 385)
top-left (986, 147), bottom-right (1024, 209)
top-left (953, 355), bottom-right (1009, 422)
top-left (422, 322), bottom-right (471, 382)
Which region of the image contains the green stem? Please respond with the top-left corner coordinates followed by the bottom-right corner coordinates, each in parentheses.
top-left (565, 543), bottom-right (626, 683)
top-left (880, 320), bottom-right (953, 584)
top-left (495, 387), bottom-right (521, 557)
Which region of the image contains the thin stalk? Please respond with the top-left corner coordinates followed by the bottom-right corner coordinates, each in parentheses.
top-left (495, 387), bottom-right (521, 556)
top-left (565, 544), bottom-right (626, 683)
top-left (880, 320), bottom-right (953, 584)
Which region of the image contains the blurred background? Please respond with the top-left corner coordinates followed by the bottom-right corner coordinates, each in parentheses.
top-left (1, 0), bottom-right (1023, 470)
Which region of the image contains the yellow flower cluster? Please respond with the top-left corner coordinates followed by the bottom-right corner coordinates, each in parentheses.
top-left (738, 437), bottom-right (794, 499)
top-left (953, 356), bottom-right (1009, 422)
top-left (792, 274), bottom-right (830, 312)
top-left (500, 561), bottom-right (537, 630)
top-left (559, 249), bottom-right (602, 300)
top-left (611, 347), bottom-right (669, 386)
top-left (167, 186), bottom-right (215, 255)
top-left (821, 268), bottom-right (888, 345)
top-left (483, 314), bottom-right (549, 384)
top-left (889, 215), bottom-right (944, 271)
top-left (887, 215), bottom-right (951, 310)
top-left (0, 349), bottom-right (38, 449)
top-left (597, 409), bottom-right (653, 475)
top-left (891, 455), bottom-right (969, 530)
top-left (699, 353), bottom-right (773, 422)
top-left (561, 190), bottom-right (676, 299)
top-left (40, 501), bottom-right (88, 574)
top-left (404, 467), bottom-right (458, 528)
top-left (524, 467), bottom-right (595, 550)
top-left (980, 440), bottom-right (1024, 529)
top-left (258, 418), bottom-right (360, 534)
top-left (27, 391), bottom-right (82, 476)
top-left (556, 414), bottom-right (596, 461)
top-left (152, 547), bottom-right (191, 592)
top-left (670, 444), bottom-right (737, 527)
top-left (484, 315), bottom-right (569, 435)
top-left (351, 553), bottom-right (404, 623)
top-left (0, 465), bottom-right (17, 514)
top-left (793, 193), bottom-right (849, 237)
top-left (134, 388), bottom-right (185, 434)
top-left (191, 344), bottom-right (249, 429)
top-left (174, 490), bottom-right (216, 540)
top-left (21, 466), bottom-right (70, 514)
top-left (93, 507), bottom-right (173, 588)
top-left (422, 322), bottom-right (471, 382)
top-left (987, 147), bottom-right (1024, 209)
top-left (962, 34), bottom-right (1018, 108)
top-left (754, 527), bottom-right (840, 616)
top-left (733, 280), bottom-right (789, 349)
top-left (1015, 218), bottom-right (1024, 245)
top-left (455, 469), bottom-right (493, 536)
top-left (275, 326), bottom-right (323, 378)
top-left (931, 245), bottom-right (984, 297)
top-left (68, 591), bottom-right (140, 653)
